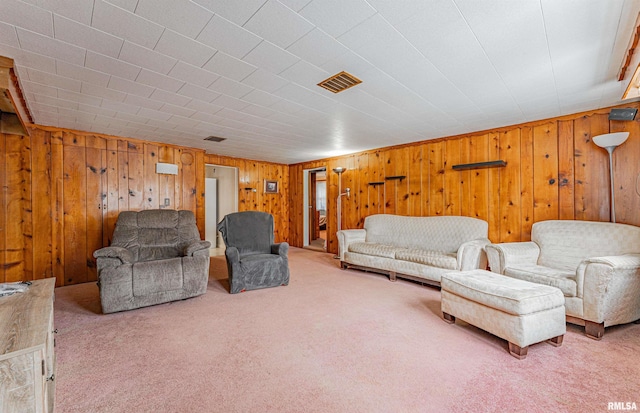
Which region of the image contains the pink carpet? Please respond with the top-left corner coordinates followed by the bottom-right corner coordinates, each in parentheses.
top-left (53, 248), bottom-right (639, 412)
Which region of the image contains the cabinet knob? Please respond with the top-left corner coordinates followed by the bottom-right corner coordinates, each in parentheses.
top-left (53, 329), bottom-right (58, 334)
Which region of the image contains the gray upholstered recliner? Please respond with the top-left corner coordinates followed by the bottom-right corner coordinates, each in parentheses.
top-left (217, 211), bottom-right (289, 294)
top-left (93, 209), bottom-right (211, 314)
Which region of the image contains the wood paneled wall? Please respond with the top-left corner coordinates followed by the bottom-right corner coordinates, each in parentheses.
top-left (0, 126), bottom-right (206, 285)
top-left (289, 104), bottom-right (640, 254)
top-left (203, 154), bottom-right (289, 243)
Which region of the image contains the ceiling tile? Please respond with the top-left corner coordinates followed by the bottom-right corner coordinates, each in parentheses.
top-left (16, 28), bottom-right (86, 66)
top-left (92, 0), bottom-right (163, 49)
top-left (149, 88), bottom-right (192, 106)
top-left (27, 68), bottom-right (82, 92)
top-left (279, 0), bottom-right (312, 12)
top-left (54, 15), bottom-right (123, 58)
top-left (185, 98), bottom-right (223, 114)
top-left (286, 28), bottom-right (349, 68)
top-left (299, 0), bottom-right (376, 38)
top-left (85, 50), bottom-right (141, 80)
top-left (0, 0), bottom-right (53, 36)
top-left (241, 89), bottom-right (281, 107)
top-left (57, 89), bottom-right (103, 106)
top-left (212, 94), bottom-right (250, 111)
top-left (0, 44), bottom-right (57, 73)
top-left (56, 61), bottom-right (111, 87)
top-left (243, 0), bottom-right (314, 48)
top-left (271, 83), bottom-right (335, 112)
top-left (192, 0), bottom-right (266, 26)
top-left (136, 69), bottom-right (185, 92)
top-left (208, 77), bottom-right (254, 98)
top-left (135, 0), bottom-right (213, 39)
top-left (159, 103), bottom-right (196, 117)
top-left (137, 107), bottom-right (172, 121)
top-left (123, 94), bottom-right (165, 110)
top-left (168, 61), bottom-right (219, 88)
top-left (203, 51), bottom-right (257, 81)
top-left (100, 98), bottom-right (139, 114)
top-left (196, 14), bottom-right (262, 59)
top-left (0, 21), bottom-right (19, 47)
top-left (153, 29), bottom-right (217, 68)
top-left (242, 41), bottom-right (299, 75)
top-left (241, 69), bottom-right (289, 93)
top-left (21, 80), bottom-right (58, 98)
top-left (81, 82), bottom-right (127, 102)
top-left (279, 60), bottom-right (329, 88)
top-left (103, 0), bottom-right (137, 12)
top-left (108, 76), bottom-right (156, 98)
top-left (31, 0), bottom-right (94, 25)
top-left (177, 83), bottom-right (221, 103)
top-left (34, 93), bottom-right (78, 109)
top-left (119, 41), bottom-right (177, 74)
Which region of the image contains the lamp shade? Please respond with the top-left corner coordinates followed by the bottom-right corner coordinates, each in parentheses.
top-left (332, 167), bottom-right (346, 173)
top-left (592, 132), bottom-right (629, 148)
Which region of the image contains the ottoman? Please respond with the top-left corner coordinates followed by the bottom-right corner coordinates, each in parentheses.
top-left (441, 270), bottom-right (566, 359)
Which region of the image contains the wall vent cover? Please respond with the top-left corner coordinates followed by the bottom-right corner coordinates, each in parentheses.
top-left (317, 71), bottom-right (362, 93)
top-left (204, 136), bottom-right (226, 142)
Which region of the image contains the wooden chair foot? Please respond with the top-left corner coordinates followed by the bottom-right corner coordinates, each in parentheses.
top-left (389, 271), bottom-right (397, 282)
top-left (548, 335), bottom-right (564, 347)
top-left (443, 312), bottom-right (455, 324)
top-left (508, 342), bottom-right (528, 359)
top-left (584, 321), bottom-right (605, 340)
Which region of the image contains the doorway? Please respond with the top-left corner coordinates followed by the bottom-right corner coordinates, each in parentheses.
top-left (303, 167), bottom-right (327, 252)
top-left (205, 164), bottom-right (238, 256)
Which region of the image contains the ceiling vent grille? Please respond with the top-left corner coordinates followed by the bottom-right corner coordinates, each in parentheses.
top-left (204, 136), bottom-right (226, 142)
top-left (317, 71), bottom-right (362, 93)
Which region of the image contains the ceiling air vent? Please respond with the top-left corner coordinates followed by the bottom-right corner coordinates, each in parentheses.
top-left (204, 136), bottom-right (226, 142)
top-left (317, 71), bottom-right (362, 93)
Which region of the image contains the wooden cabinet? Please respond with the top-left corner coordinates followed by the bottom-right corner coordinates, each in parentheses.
top-left (0, 278), bottom-right (56, 412)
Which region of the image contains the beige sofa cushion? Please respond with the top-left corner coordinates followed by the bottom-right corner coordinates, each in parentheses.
top-left (442, 270), bottom-right (565, 316)
top-left (396, 249), bottom-right (457, 269)
top-left (364, 215), bottom-right (487, 253)
top-left (348, 242), bottom-right (406, 259)
top-left (533, 220), bottom-right (640, 272)
top-left (504, 265), bottom-right (576, 297)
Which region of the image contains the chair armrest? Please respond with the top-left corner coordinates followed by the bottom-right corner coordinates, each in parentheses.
top-left (225, 246), bottom-right (240, 264)
top-left (577, 254), bottom-right (640, 323)
top-left (485, 242), bottom-right (540, 274)
top-left (184, 240), bottom-right (211, 257)
top-left (93, 246), bottom-right (133, 265)
top-left (337, 229), bottom-right (367, 261)
top-left (271, 242), bottom-right (289, 257)
top-left (456, 238), bottom-right (490, 271)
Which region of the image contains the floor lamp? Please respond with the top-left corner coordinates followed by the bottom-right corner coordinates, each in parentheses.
top-left (592, 132), bottom-right (629, 223)
top-left (332, 167), bottom-right (350, 232)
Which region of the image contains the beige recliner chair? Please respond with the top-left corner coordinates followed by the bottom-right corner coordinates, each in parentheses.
top-left (94, 210), bottom-right (210, 314)
top-left (486, 220), bottom-right (640, 339)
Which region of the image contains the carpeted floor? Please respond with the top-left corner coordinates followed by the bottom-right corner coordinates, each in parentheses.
top-left (54, 248), bottom-right (639, 413)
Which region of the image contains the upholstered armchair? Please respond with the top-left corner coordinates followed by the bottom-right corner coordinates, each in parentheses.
top-left (486, 220), bottom-right (640, 339)
top-left (93, 210), bottom-right (210, 314)
top-left (216, 211), bottom-right (289, 294)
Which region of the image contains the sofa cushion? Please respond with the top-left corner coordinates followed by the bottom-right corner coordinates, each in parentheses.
top-left (132, 257), bottom-right (183, 296)
top-left (395, 249), bottom-right (457, 270)
top-left (504, 264), bottom-right (576, 297)
top-left (533, 220), bottom-right (640, 272)
top-left (348, 242), bottom-right (406, 259)
top-left (363, 215), bottom-right (487, 253)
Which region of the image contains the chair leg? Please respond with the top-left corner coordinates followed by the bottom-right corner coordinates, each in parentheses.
top-left (508, 342), bottom-right (528, 360)
top-left (584, 321), bottom-right (605, 340)
top-left (389, 271), bottom-right (397, 282)
top-left (442, 312), bottom-right (455, 324)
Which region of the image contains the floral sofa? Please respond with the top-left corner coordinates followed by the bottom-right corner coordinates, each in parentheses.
top-left (486, 220), bottom-right (640, 339)
top-left (337, 214), bottom-right (489, 286)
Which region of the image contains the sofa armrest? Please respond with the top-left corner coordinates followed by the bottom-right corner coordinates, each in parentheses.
top-left (225, 246), bottom-right (240, 265)
top-left (271, 242), bottom-right (289, 258)
top-left (577, 254), bottom-right (640, 324)
top-left (456, 238), bottom-right (490, 271)
top-left (337, 229), bottom-right (367, 261)
top-left (93, 246), bottom-right (133, 265)
top-left (184, 240), bottom-right (211, 257)
top-left (485, 242), bottom-right (540, 274)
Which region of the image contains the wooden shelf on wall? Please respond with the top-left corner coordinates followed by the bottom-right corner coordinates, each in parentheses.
top-left (452, 160), bottom-right (506, 171)
top-left (384, 175), bottom-right (406, 181)
top-left (368, 182), bottom-right (385, 186)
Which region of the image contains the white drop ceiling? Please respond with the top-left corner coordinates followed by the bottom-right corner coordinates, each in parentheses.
top-left (1, 0), bottom-right (638, 164)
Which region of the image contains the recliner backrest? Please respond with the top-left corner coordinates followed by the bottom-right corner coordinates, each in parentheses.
top-left (112, 210), bottom-right (201, 262)
top-left (217, 211), bottom-right (274, 255)
top-left (533, 220), bottom-right (640, 272)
